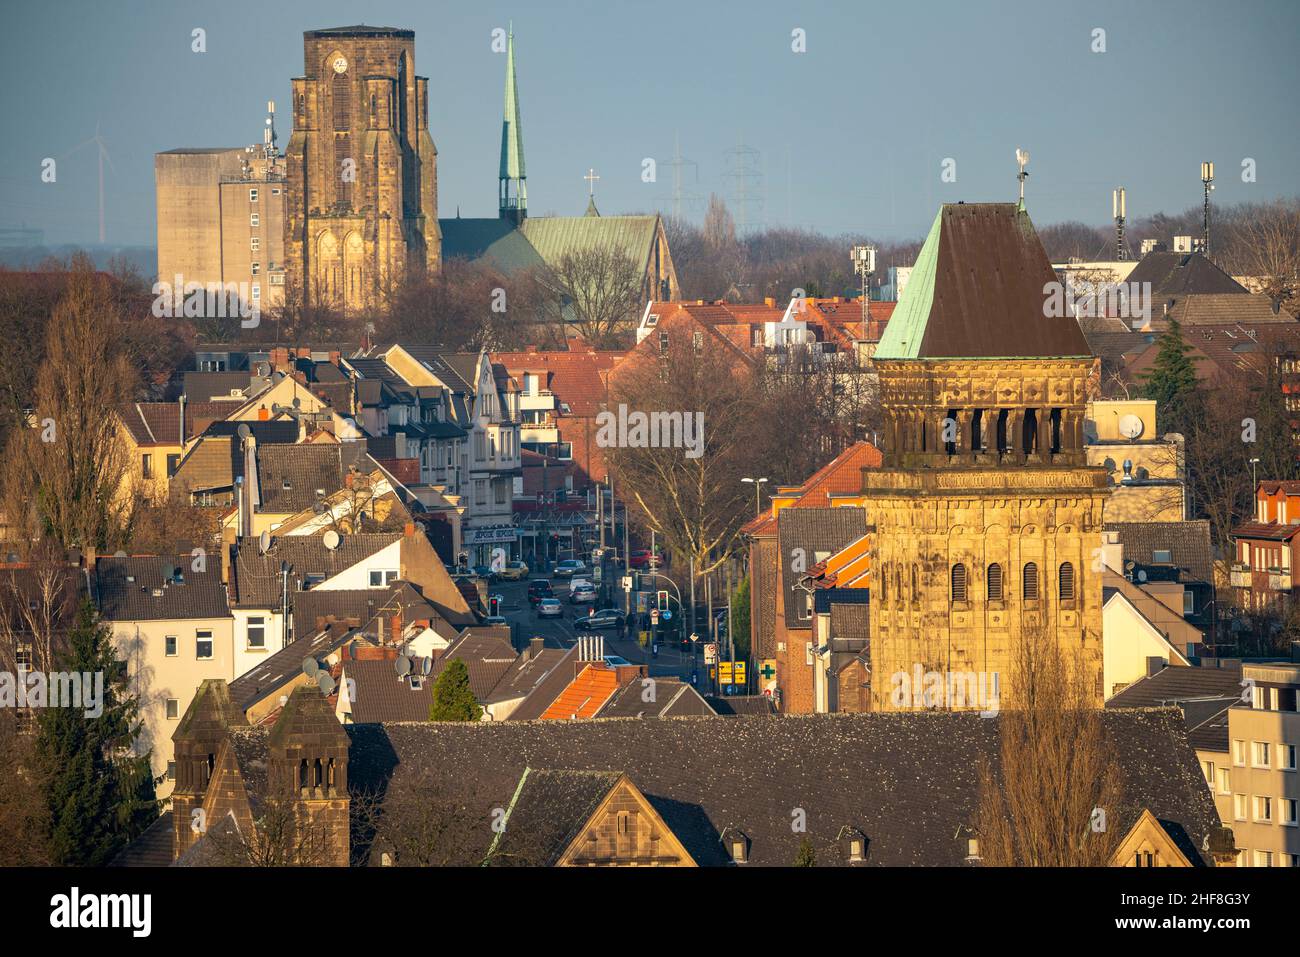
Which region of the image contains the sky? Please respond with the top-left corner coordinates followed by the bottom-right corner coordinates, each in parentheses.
top-left (1, 0), bottom-right (1297, 248)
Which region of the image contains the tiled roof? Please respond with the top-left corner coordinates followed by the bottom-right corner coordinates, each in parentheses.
top-left (343, 659), bottom-right (434, 723)
top-left (1259, 480), bottom-right (1300, 495)
top-left (484, 769), bottom-right (623, 866)
top-left (1105, 664), bottom-right (1241, 753)
top-left (1167, 293), bottom-right (1294, 326)
top-left (228, 621), bottom-right (362, 712)
top-left (484, 646), bottom-right (570, 704)
top-left (597, 677), bottom-right (715, 718)
top-left (503, 646), bottom-right (581, 720)
top-left (789, 441), bottom-right (881, 507)
top-left (95, 555), bottom-right (229, 621)
top-left (257, 444), bottom-right (344, 513)
top-left (829, 600), bottom-right (870, 645)
top-left (1107, 520), bottom-right (1214, 584)
top-left (345, 708), bottom-right (1223, 867)
top-left (490, 349), bottom-right (622, 418)
top-left (229, 533), bottom-right (402, 607)
top-left (109, 811), bottom-right (175, 867)
top-left (1229, 521), bottom-right (1300, 542)
top-left (1125, 251), bottom-right (1247, 302)
top-left (182, 371), bottom-right (264, 402)
top-left (778, 508), bottom-right (869, 629)
top-left (290, 582), bottom-right (451, 638)
top-left (704, 695), bottom-right (777, 716)
top-left (431, 630), bottom-right (519, 700)
top-left (119, 401), bottom-right (229, 446)
top-left (540, 663), bottom-right (619, 719)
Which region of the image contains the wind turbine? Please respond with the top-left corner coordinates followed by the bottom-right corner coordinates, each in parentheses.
top-left (60, 123), bottom-right (115, 244)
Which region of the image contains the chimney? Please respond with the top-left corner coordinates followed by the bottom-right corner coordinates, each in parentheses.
top-left (257, 404), bottom-right (270, 421)
top-left (1146, 656), bottom-right (1167, 677)
top-left (178, 394), bottom-right (186, 446)
top-left (404, 521), bottom-right (415, 538)
top-left (529, 636), bottom-right (544, 660)
top-left (390, 611), bottom-right (402, 645)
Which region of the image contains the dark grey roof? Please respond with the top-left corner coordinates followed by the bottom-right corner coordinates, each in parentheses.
top-left (777, 508), bottom-right (869, 629)
top-left (257, 444), bottom-right (344, 513)
top-left (109, 811), bottom-right (174, 867)
top-left (484, 646), bottom-right (570, 704)
top-left (230, 533), bottom-right (402, 607)
top-left (431, 630), bottom-right (518, 700)
top-left (344, 708), bottom-right (1223, 867)
top-left (96, 555), bottom-right (230, 621)
top-left (1125, 251), bottom-right (1247, 304)
top-left (182, 371), bottom-right (264, 402)
top-left (227, 622), bottom-right (363, 712)
top-left (343, 659), bottom-right (434, 723)
top-left (504, 646), bottom-right (580, 720)
top-left (705, 695), bottom-right (778, 716)
top-left (1105, 664), bottom-right (1241, 754)
top-left (484, 769), bottom-right (622, 866)
top-left (290, 582), bottom-right (448, 639)
top-left (1107, 520), bottom-right (1214, 584)
top-left (597, 677), bottom-right (716, 718)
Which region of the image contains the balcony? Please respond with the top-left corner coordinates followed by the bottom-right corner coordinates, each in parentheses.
top-left (1268, 568), bottom-right (1292, 592)
top-left (1230, 564), bottom-right (1252, 588)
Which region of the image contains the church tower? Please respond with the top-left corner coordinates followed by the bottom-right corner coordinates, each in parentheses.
top-left (865, 203), bottom-right (1109, 711)
top-left (285, 26), bottom-right (441, 312)
top-left (499, 28), bottom-right (527, 225)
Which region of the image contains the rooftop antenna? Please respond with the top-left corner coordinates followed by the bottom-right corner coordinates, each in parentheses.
top-left (1015, 148), bottom-right (1030, 208)
top-left (1200, 161), bottom-right (1215, 257)
top-left (1113, 187), bottom-right (1128, 261)
top-left (59, 122), bottom-right (115, 244)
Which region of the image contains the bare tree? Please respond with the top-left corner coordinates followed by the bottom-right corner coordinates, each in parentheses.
top-left (204, 796), bottom-right (332, 867)
top-left (974, 622), bottom-right (1123, 867)
top-left (350, 772), bottom-right (485, 866)
top-left (537, 246), bottom-right (644, 347)
top-left (1230, 199), bottom-right (1300, 313)
top-left (0, 543), bottom-right (79, 678)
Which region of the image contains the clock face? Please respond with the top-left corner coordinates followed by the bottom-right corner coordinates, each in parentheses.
top-left (332, 56), bottom-right (348, 73)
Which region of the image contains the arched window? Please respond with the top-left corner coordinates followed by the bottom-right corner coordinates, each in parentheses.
top-left (911, 564), bottom-right (919, 602)
top-left (1059, 561), bottom-right (1075, 600)
top-left (1023, 562), bottom-right (1039, 600)
top-left (951, 563), bottom-right (968, 602)
top-left (987, 563), bottom-right (1003, 601)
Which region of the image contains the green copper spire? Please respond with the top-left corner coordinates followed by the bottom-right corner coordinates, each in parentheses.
top-left (499, 26), bottom-right (527, 223)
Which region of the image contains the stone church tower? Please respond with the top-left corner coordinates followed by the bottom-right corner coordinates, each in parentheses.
top-left (865, 203), bottom-right (1109, 711)
top-left (285, 26), bottom-right (440, 312)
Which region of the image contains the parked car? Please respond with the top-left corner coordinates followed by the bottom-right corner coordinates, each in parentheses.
top-left (472, 564), bottom-right (498, 583)
top-left (575, 608), bottom-right (626, 630)
top-left (629, 548), bottom-right (666, 570)
top-left (552, 559), bottom-right (586, 579)
top-left (537, 598), bottom-right (564, 618)
top-left (498, 560), bottom-right (530, 581)
top-left (527, 580), bottom-right (555, 605)
top-left (482, 614), bottom-right (509, 627)
top-left (569, 581), bottom-right (597, 604)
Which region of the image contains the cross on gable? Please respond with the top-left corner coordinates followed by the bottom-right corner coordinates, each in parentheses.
top-left (584, 167), bottom-right (600, 196)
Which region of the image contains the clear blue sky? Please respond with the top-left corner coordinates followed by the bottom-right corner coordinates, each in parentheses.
top-left (2, 0), bottom-right (1297, 246)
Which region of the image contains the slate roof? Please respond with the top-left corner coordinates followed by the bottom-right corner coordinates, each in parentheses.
top-left (875, 204), bottom-right (1092, 360)
top-left (1107, 520), bottom-right (1214, 583)
top-left (484, 646), bottom-right (570, 704)
top-left (505, 646), bottom-right (582, 720)
top-left (257, 444), bottom-right (344, 513)
top-left (109, 811), bottom-right (174, 867)
top-left (119, 401), bottom-right (229, 446)
top-left (95, 555), bottom-right (230, 621)
top-left (431, 630), bottom-right (519, 700)
top-left (778, 507), bottom-right (869, 629)
top-left (704, 695), bottom-right (777, 716)
top-left (1125, 251), bottom-right (1247, 304)
top-left (484, 769), bottom-right (623, 866)
top-left (182, 371), bottom-right (265, 402)
top-left (229, 533), bottom-right (402, 607)
top-left (290, 583), bottom-right (457, 640)
top-left (227, 621), bottom-right (363, 712)
top-left (344, 709), bottom-right (1223, 866)
top-left (1105, 664), bottom-right (1241, 754)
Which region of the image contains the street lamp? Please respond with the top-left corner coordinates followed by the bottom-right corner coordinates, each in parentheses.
top-left (1249, 457), bottom-right (1261, 496)
top-left (741, 477), bottom-right (768, 517)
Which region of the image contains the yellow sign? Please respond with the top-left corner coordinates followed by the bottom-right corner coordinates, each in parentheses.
top-left (719, 662), bottom-right (733, 683)
top-left (734, 661), bottom-right (747, 684)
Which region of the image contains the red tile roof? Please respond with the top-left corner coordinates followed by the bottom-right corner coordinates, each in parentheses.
top-left (491, 348), bottom-right (623, 418)
top-left (540, 664), bottom-right (620, 720)
top-left (789, 441), bottom-right (882, 507)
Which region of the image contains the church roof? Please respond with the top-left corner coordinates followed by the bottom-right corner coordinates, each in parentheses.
top-left (439, 214), bottom-right (663, 278)
top-left (875, 203), bottom-right (1093, 361)
top-left (305, 25), bottom-right (414, 39)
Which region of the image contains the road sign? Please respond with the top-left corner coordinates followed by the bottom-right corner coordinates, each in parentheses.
top-left (719, 661), bottom-right (733, 684)
top-left (734, 661), bottom-right (746, 684)
top-left (689, 632), bottom-right (699, 642)
top-left (661, 609), bottom-right (672, 620)
top-left (650, 608), bottom-right (660, 625)
top-left (622, 576), bottom-right (633, 592)
top-left (703, 642), bottom-right (718, 664)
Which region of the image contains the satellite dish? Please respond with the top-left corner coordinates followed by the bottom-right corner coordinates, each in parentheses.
top-left (114, 550), bottom-right (128, 558)
top-left (302, 657), bottom-right (320, 678)
top-left (422, 656), bottom-right (432, 676)
top-left (1118, 414), bottom-right (1144, 440)
top-left (395, 656), bottom-right (411, 677)
top-left (237, 423), bottom-right (251, 440)
top-left (292, 397), bottom-right (301, 409)
top-left (317, 673), bottom-right (336, 695)
top-left (323, 529), bottom-right (341, 551)
top-left (258, 530), bottom-right (271, 554)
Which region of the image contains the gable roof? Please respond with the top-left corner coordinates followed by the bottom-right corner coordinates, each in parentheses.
top-left (227, 620), bottom-right (362, 713)
top-left (229, 533), bottom-right (402, 607)
top-left (345, 709), bottom-right (1223, 867)
top-left (95, 555), bottom-right (230, 621)
top-left (256, 444), bottom-right (344, 513)
top-left (1105, 664), bottom-right (1241, 753)
top-left (1125, 251), bottom-right (1247, 303)
top-left (597, 677), bottom-right (716, 718)
top-left (777, 507), bottom-right (869, 629)
top-left (540, 663), bottom-right (620, 719)
top-left (490, 349), bottom-right (621, 417)
top-left (484, 768), bottom-right (623, 866)
top-left (1107, 520), bottom-right (1214, 584)
top-left (342, 659), bottom-right (435, 723)
top-left (876, 203), bottom-right (1092, 360)
top-left (431, 629), bottom-right (519, 699)
top-left (119, 401), bottom-right (229, 447)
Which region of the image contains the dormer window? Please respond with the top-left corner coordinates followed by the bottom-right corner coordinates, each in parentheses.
top-left (721, 827), bottom-right (749, 864)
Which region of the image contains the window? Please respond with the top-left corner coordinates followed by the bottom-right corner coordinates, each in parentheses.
top-left (165, 635), bottom-right (177, 657)
top-left (659, 332), bottom-right (669, 354)
top-left (1217, 766), bottom-right (1231, 795)
top-left (950, 563), bottom-right (967, 602)
top-left (1058, 561), bottom-right (1075, 600)
top-left (1233, 793), bottom-right (1248, 820)
top-left (1152, 549), bottom-right (1172, 564)
top-left (1183, 590), bottom-right (1194, 615)
top-left (250, 213), bottom-right (260, 227)
top-left (1282, 744), bottom-right (1297, 771)
top-left (247, 616), bottom-right (265, 649)
top-left (1201, 760), bottom-right (1215, 785)
top-left (249, 188), bottom-right (259, 202)
top-left (167, 453), bottom-right (180, 477)
top-left (369, 570), bottom-right (398, 587)
top-left (1254, 849), bottom-right (1274, 867)
top-left (1023, 562), bottom-right (1039, 600)
top-left (495, 481), bottom-right (507, 505)
top-left (987, 563), bottom-right (1003, 601)
top-left (523, 373), bottom-right (538, 395)
top-left (141, 454), bottom-right (153, 479)
top-left (251, 283), bottom-right (260, 301)
top-left (251, 236), bottom-right (260, 251)
top-left (196, 631), bottom-right (213, 660)
top-left (251, 262), bottom-right (260, 275)
top-left (475, 479), bottom-right (487, 505)
top-left (1254, 795), bottom-right (1273, 822)
top-left (1234, 739), bottom-right (1246, 766)
top-left (1283, 799), bottom-right (1298, 826)
top-left (167, 761), bottom-right (176, 781)
top-left (1252, 741), bottom-right (1271, 768)
top-left (166, 698), bottom-right (180, 720)
top-left (272, 187), bottom-right (280, 195)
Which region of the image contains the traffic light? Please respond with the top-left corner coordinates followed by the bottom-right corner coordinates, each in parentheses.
top-left (657, 590), bottom-right (669, 610)
top-left (488, 595), bottom-right (501, 617)
top-left (632, 572), bottom-right (642, 593)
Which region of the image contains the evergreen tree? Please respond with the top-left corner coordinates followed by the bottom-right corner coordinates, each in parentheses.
top-left (1140, 317), bottom-right (1202, 436)
top-left (794, 837), bottom-right (816, 867)
top-left (36, 601), bottom-right (157, 865)
top-left (428, 658), bottom-right (482, 721)
top-left (730, 577), bottom-right (751, 663)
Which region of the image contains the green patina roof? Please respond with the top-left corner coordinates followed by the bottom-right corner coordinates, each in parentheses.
top-left (874, 202), bottom-right (1093, 361)
top-left (499, 29), bottom-right (526, 197)
top-left (520, 215), bottom-right (658, 273)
